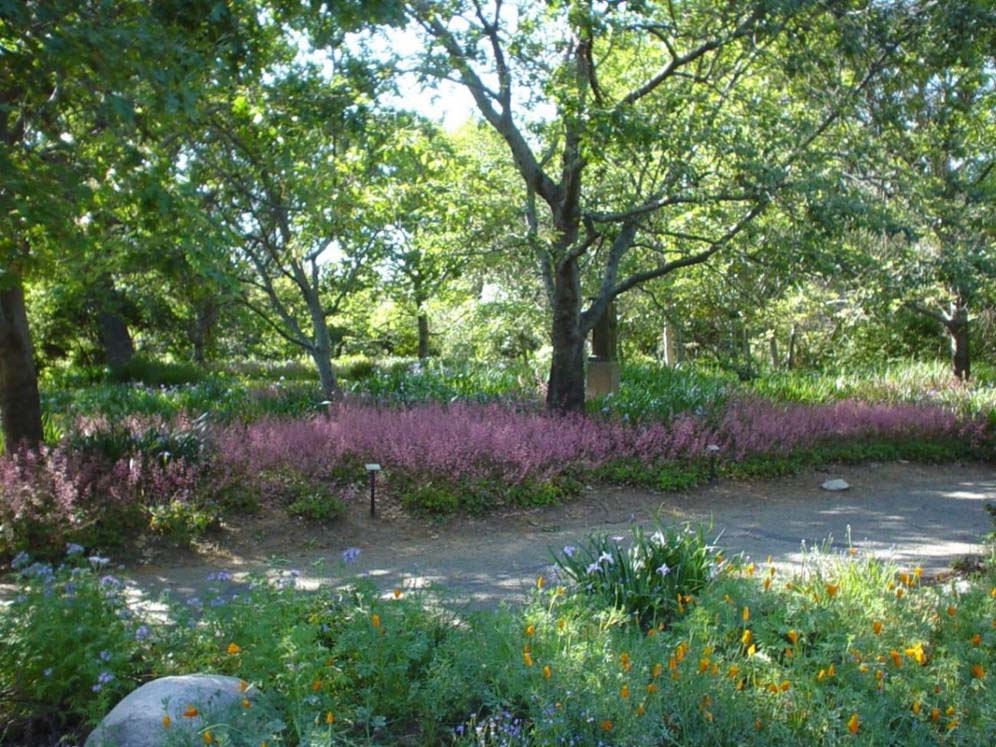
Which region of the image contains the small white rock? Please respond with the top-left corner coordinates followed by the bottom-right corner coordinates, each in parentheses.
top-left (821, 479), bottom-right (850, 492)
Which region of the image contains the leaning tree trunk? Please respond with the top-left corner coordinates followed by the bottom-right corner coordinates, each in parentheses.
top-left (546, 257), bottom-right (586, 412)
top-left (306, 294), bottom-right (340, 397)
top-left (0, 279), bottom-right (44, 449)
top-left (947, 305), bottom-right (970, 381)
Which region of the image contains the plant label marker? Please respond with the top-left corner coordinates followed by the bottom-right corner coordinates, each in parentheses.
top-left (365, 464), bottom-right (381, 517)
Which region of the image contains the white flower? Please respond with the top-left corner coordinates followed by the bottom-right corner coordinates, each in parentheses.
top-left (586, 562), bottom-right (601, 575)
top-left (597, 551), bottom-right (614, 566)
top-left (656, 563), bottom-right (671, 577)
top-left (650, 530), bottom-right (667, 546)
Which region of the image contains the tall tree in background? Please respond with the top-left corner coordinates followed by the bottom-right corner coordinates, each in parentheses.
top-left (190, 62), bottom-right (395, 394)
top-left (407, 0), bottom-right (904, 411)
top-left (860, 1), bottom-right (996, 380)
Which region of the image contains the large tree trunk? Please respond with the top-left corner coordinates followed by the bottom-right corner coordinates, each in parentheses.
top-left (416, 312), bottom-right (430, 360)
top-left (97, 310), bottom-right (135, 368)
top-left (947, 304), bottom-right (970, 381)
top-left (546, 258), bottom-right (586, 412)
top-left (0, 279), bottom-right (44, 449)
top-left (190, 298), bottom-right (219, 364)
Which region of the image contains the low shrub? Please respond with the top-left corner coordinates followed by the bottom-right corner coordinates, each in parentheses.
top-left (552, 522), bottom-right (728, 628)
top-left (109, 355), bottom-right (207, 388)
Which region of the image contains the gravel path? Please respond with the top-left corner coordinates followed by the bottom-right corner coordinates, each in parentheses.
top-left (118, 462), bottom-right (995, 608)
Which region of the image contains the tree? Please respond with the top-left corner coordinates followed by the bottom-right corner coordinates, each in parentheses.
top-left (859, 1), bottom-right (996, 380)
top-left (406, 0), bottom-right (904, 411)
top-left (189, 59), bottom-right (396, 394)
top-left (0, 0), bottom-right (258, 446)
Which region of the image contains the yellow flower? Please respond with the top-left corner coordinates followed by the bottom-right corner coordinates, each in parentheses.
top-left (847, 713), bottom-right (859, 734)
top-left (226, 642), bottom-right (241, 655)
top-left (371, 613), bottom-right (381, 628)
top-left (525, 624), bottom-right (535, 637)
top-left (203, 730), bottom-right (213, 744)
top-left (646, 682), bottom-right (657, 693)
top-left (241, 698), bottom-right (250, 709)
top-left (182, 705), bottom-right (199, 718)
top-left (905, 642), bottom-right (925, 664)
top-left (620, 652), bottom-right (631, 671)
top-left (600, 720), bottom-right (613, 731)
top-left (912, 700), bottom-right (920, 715)
top-left (698, 657), bottom-right (709, 673)
top-left (239, 679), bottom-right (249, 692)
top-left (825, 583), bottom-right (839, 598)
top-left (946, 605), bottom-right (956, 617)
top-left (543, 665), bottom-right (551, 679)
top-left (930, 707), bottom-right (941, 722)
top-left (755, 718), bottom-right (763, 730)
top-left (651, 662), bottom-right (662, 678)
top-left (742, 606), bottom-right (750, 622)
top-left (872, 620), bottom-right (882, 635)
top-left (898, 572), bottom-right (911, 587)
top-left (763, 577), bottom-right (771, 591)
top-left (946, 719), bottom-right (959, 731)
top-left (675, 642), bottom-right (687, 662)
top-left (786, 629), bottom-right (798, 645)
top-left (747, 644), bottom-right (756, 657)
top-left (945, 705), bottom-right (955, 716)
top-left (895, 587), bottom-right (904, 599)
top-left (393, 587), bottom-right (401, 599)
top-left (970, 633), bottom-right (982, 646)
top-left (325, 711), bottom-right (335, 724)
top-left (162, 714), bottom-right (171, 728)
top-left (890, 649), bottom-right (902, 668)
top-left (971, 663), bottom-right (984, 679)
top-left (727, 664), bottom-right (739, 679)
top-left (535, 575), bottom-right (544, 589)
top-left (522, 652), bottom-right (533, 667)
top-left (741, 629), bottom-right (752, 646)
top-left (847, 547), bottom-right (856, 556)
top-left (636, 702), bottom-right (646, 716)
top-left (745, 562), bottom-right (755, 576)
top-left (913, 566), bottom-right (922, 580)
top-left (620, 684), bottom-right (629, 699)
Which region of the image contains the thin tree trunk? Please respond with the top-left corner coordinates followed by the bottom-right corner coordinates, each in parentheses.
top-left (0, 279), bottom-right (43, 449)
top-left (769, 333), bottom-right (779, 369)
top-left (788, 324), bottom-right (797, 369)
top-left (546, 257), bottom-right (586, 412)
top-left (417, 312), bottom-right (430, 360)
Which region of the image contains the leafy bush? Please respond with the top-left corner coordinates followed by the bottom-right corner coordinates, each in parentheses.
top-left (109, 355), bottom-right (207, 388)
top-left (552, 522), bottom-right (728, 628)
top-left (0, 551), bottom-right (150, 741)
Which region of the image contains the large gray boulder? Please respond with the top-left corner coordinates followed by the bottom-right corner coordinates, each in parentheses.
top-left (85, 674), bottom-right (251, 747)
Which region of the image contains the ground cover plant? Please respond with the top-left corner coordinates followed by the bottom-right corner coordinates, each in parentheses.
top-left (2, 528), bottom-right (995, 746)
top-left (2, 356), bottom-right (993, 560)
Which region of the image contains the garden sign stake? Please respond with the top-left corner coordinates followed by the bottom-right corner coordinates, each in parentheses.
top-left (365, 464), bottom-right (381, 517)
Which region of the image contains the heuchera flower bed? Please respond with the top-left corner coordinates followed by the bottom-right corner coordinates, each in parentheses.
top-left (0, 397), bottom-right (986, 558)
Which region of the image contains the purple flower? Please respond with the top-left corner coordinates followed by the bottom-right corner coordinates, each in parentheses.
top-left (134, 625), bottom-right (150, 641)
top-left (341, 547), bottom-right (361, 564)
top-left (562, 545), bottom-right (576, 557)
top-left (99, 650), bottom-right (111, 662)
top-left (11, 551), bottom-right (31, 569)
top-left (206, 570), bottom-right (232, 582)
top-left (88, 556), bottom-right (110, 568)
top-left (66, 543), bottom-right (85, 556)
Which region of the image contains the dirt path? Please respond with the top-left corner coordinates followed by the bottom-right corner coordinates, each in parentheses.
top-left (119, 461), bottom-right (995, 608)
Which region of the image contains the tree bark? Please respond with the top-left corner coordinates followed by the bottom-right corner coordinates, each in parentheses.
top-left (306, 292), bottom-right (340, 396)
top-left (947, 305), bottom-right (970, 381)
top-left (97, 310), bottom-right (135, 368)
top-left (417, 312), bottom-right (430, 359)
top-left (0, 279), bottom-right (44, 449)
top-left (546, 257), bottom-right (586, 412)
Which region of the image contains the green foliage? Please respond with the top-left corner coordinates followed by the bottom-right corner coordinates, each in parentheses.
top-left (147, 500), bottom-right (221, 546)
top-left (552, 522), bottom-right (727, 629)
top-left (108, 355), bottom-right (207, 388)
top-left (591, 363), bottom-right (734, 422)
top-left (350, 358), bottom-right (541, 404)
top-left (286, 491), bottom-right (347, 524)
top-left (6, 542), bottom-right (995, 746)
